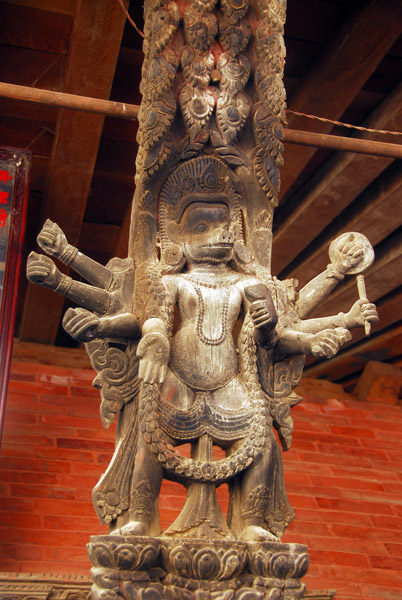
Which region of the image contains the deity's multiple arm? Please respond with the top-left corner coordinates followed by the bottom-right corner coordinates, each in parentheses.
top-left (26, 220), bottom-right (139, 342)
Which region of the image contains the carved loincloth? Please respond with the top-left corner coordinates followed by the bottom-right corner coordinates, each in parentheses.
top-left (156, 390), bottom-right (252, 442)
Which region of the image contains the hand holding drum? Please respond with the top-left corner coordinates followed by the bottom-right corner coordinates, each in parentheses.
top-left (329, 232), bottom-right (375, 336)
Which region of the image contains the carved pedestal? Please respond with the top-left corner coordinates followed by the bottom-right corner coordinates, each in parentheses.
top-left (87, 535), bottom-right (312, 600)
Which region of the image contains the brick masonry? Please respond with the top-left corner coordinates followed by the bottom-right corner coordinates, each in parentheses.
top-left (1, 361), bottom-right (402, 600)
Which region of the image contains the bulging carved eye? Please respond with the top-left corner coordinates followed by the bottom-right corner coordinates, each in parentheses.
top-left (195, 222), bottom-right (208, 233)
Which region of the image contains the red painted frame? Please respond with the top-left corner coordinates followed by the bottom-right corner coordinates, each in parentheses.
top-left (0, 147), bottom-right (31, 445)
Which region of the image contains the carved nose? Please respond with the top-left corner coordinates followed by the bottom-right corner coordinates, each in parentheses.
top-left (219, 230), bottom-right (234, 244)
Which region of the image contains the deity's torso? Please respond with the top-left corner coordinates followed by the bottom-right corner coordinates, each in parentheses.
top-left (165, 272), bottom-right (245, 392)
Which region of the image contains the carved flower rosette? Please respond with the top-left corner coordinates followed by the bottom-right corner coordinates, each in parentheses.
top-left (160, 539), bottom-right (248, 581)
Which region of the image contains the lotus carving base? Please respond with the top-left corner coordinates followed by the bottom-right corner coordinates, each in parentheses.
top-left (88, 535), bottom-right (312, 600)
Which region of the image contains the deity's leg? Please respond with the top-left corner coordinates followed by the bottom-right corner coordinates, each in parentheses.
top-left (113, 432), bottom-right (163, 536)
top-left (233, 433), bottom-right (294, 542)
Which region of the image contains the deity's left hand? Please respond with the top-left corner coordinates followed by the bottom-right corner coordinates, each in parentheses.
top-left (345, 299), bottom-right (379, 329)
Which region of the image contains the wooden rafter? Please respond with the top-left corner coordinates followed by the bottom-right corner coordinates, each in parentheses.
top-left (272, 81), bottom-right (402, 276)
top-left (279, 0), bottom-right (402, 201)
top-left (20, 0), bottom-right (129, 343)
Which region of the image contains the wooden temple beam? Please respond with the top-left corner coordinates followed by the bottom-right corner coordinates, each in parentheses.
top-left (279, 0), bottom-right (402, 199)
top-left (272, 80), bottom-right (402, 276)
top-left (4, 0), bottom-right (77, 15)
top-left (0, 81), bottom-right (401, 160)
top-left (284, 160), bottom-right (402, 287)
top-left (20, 0), bottom-right (129, 344)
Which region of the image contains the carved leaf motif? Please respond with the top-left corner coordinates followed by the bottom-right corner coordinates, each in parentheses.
top-left (180, 85), bottom-right (215, 138)
top-left (218, 52), bottom-right (251, 94)
top-left (192, 0), bottom-right (217, 11)
top-left (253, 145), bottom-right (281, 205)
top-left (137, 91), bottom-right (177, 150)
top-left (255, 68), bottom-right (287, 122)
top-left (221, 0), bottom-right (249, 23)
top-left (216, 92), bottom-right (250, 144)
top-left (184, 7), bottom-right (218, 52)
top-left (181, 48), bottom-right (214, 89)
top-left (142, 133), bottom-right (174, 180)
top-left (256, 25), bottom-right (286, 74)
top-left (140, 47), bottom-right (178, 101)
top-left (256, 0), bottom-right (287, 33)
top-left (253, 104), bottom-right (284, 165)
top-left (146, 2), bottom-right (180, 54)
top-left (178, 135), bottom-right (205, 159)
top-left (219, 16), bottom-right (251, 57)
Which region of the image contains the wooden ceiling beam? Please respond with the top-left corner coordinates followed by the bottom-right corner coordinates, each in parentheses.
top-left (3, 0), bottom-right (77, 16)
top-left (284, 160), bottom-right (402, 287)
top-left (279, 0), bottom-right (402, 201)
top-left (273, 80), bottom-right (402, 276)
top-left (20, 0), bottom-right (129, 344)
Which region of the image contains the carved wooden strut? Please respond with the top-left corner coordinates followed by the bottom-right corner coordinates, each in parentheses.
top-left (26, 1), bottom-right (378, 598)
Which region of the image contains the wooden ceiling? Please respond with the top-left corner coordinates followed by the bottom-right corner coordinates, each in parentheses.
top-left (1, 0), bottom-right (401, 391)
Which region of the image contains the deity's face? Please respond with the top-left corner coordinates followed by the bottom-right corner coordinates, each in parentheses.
top-left (179, 201), bottom-right (234, 263)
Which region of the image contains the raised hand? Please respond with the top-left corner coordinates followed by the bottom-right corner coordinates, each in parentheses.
top-left (310, 327), bottom-right (352, 358)
top-left (137, 331), bottom-right (170, 384)
top-left (345, 299), bottom-right (379, 329)
top-left (37, 219), bottom-right (68, 258)
top-left (332, 233), bottom-right (364, 276)
top-left (62, 307), bottom-right (104, 342)
top-left (26, 252), bottom-right (62, 289)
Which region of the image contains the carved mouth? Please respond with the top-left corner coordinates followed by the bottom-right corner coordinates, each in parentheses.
top-left (204, 243), bottom-right (233, 249)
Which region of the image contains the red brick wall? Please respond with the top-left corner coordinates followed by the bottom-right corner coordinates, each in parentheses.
top-left (1, 361), bottom-right (402, 600)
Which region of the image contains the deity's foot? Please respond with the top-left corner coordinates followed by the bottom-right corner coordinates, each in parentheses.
top-left (240, 525), bottom-right (280, 542)
top-left (110, 521), bottom-right (149, 536)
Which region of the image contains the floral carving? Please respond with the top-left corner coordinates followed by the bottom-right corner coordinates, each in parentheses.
top-left (216, 92), bottom-right (250, 143)
top-left (253, 145), bottom-right (281, 205)
top-left (140, 47), bottom-right (178, 101)
top-left (184, 7), bottom-right (218, 52)
top-left (181, 48), bottom-right (214, 89)
top-left (146, 2), bottom-right (180, 54)
top-left (180, 85), bottom-right (215, 138)
top-left (256, 26), bottom-right (286, 74)
top-left (255, 68), bottom-right (287, 121)
top-left (221, 0), bottom-right (249, 23)
top-left (219, 16), bottom-right (251, 57)
top-left (253, 104), bottom-right (284, 165)
top-left (137, 91), bottom-right (176, 150)
top-left (218, 52), bottom-right (251, 94)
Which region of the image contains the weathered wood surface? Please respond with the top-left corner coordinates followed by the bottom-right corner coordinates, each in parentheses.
top-left (272, 81), bottom-right (402, 276)
top-left (279, 0), bottom-right (402, 200)
top-left (286, 161), bottom-right (402, 287)
top-left (20, 0), bottom-right (129, 343)
top-left (3, 0), bottom-right (77, 16)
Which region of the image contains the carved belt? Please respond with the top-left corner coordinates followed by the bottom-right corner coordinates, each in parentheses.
top-left (156, 391), bottom-right (252, 441)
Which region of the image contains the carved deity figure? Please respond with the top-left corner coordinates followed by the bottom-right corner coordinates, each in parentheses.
top-left (27, 156), bottom-right (378, 543)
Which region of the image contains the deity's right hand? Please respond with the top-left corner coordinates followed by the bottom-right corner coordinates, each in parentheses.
top-left (62, 307), bottom-right (104, 342)
top-left (37, 219), bottom-right (68, 258)
top-left (137, 331), bottom-right (170, 385)
top-left (310, 327), bottom-right (351, 358)
top-left (27, 252), bottom-right (63, 289)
